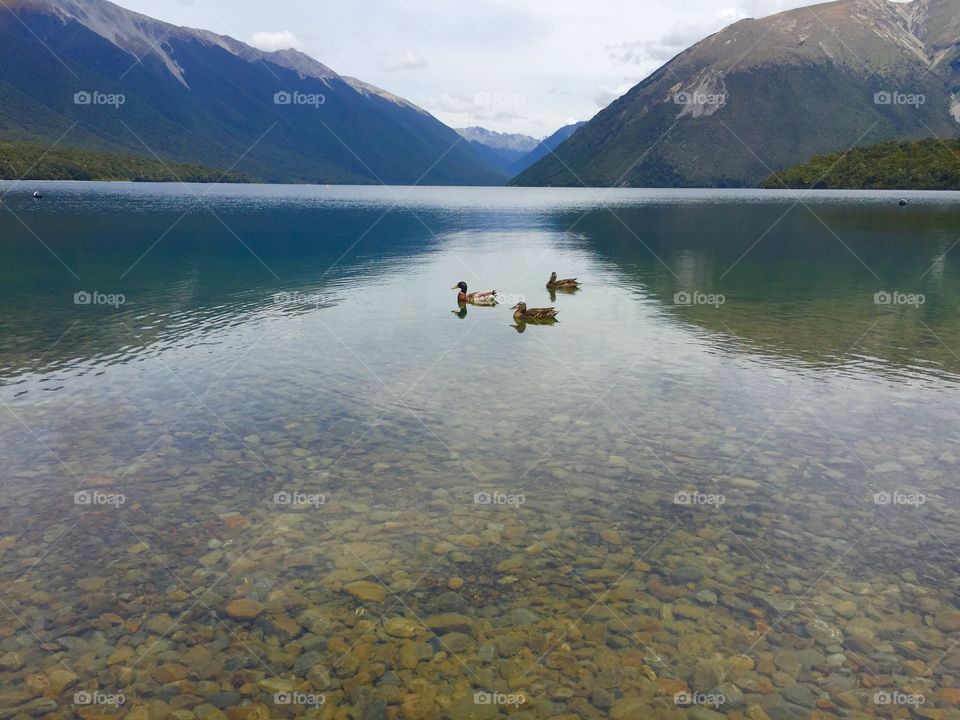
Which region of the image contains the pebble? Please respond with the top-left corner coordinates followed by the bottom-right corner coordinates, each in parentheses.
top-left (343, 581), bottom-right (386, 603)
top-left (425, 613), bottom-right (473, 634)
top-left (224, 599), bottom-right (264, 620)
top-left (151, 664), bottom-right (188, 683)
top-left (384, 617), bottom-right (420, 638)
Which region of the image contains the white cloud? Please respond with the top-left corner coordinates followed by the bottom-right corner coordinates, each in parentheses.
top-left (378, 49), bottom-right (428, 72)
top-left (249, 31), bottom-right (301, 52)
top-left (594, 80), bottom-right (639, 109)
top-left (430, 91), bottom-right (527, 125)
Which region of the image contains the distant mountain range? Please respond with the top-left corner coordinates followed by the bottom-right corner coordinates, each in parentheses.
top-left (514, 0), bottom-right (960, 187)
top-left (507, 122), bottom-right (586, 176)
top-left (458, 122), bottom-right (587, 176)
top-left (0, 0), bottom-right (506, 184)
top-left (455, 127), bottom-right (539, 175)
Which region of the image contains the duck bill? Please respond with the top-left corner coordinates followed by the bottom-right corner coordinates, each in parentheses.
top-left (510, 304), bottom-right (519, 310)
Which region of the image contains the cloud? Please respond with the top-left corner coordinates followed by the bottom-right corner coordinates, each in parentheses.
top-left (606, 7), bottom-right (754, 67)
top-left (378, 49), bottom-right (428, 72)
top-left (250, 31), bottom-right (301, 52)
top-left (594, 79), bottom-right (640, 108)
top-left (431, 91), bottom-right (527, 124)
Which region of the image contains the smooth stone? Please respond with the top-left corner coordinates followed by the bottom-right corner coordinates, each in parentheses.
top-left (671, 561), bottom-right (706, 584)
top-left (600, 529), bottom-right (623, 545)
top-left (0, 652), bottom-right (24, 670)
top-left (425, 613), bottom-right (472, 634)
top-left (806, 618), bottom-right (842, 646)
top-left (151, 664), bottom-right (188, 683)
top-left (934, 612), bottom-right (960, 633)
top-left (833, 600), bottom-right (857, 619)
top-left (47, 670), bottom-right (79, 695)
top-left (206, 692), bottom-right (242, 710)
top-left (444, 694), bottom-right (500, 720)
top-left (384, 617), bottom-right (420, 639)
top-left (827, 653), bottom-right (846, 668)
top-left (224, 599), bottom-right (264, 620)
top-left (610, 697), bottom-right (645, 720)
top-left (695, 590), bottom-right (718, 606)
top-left (440, 632), bottom-right (471, 654)
top-left (344, 581), bottom-right (386, 604)
top-left (782, 684), bottom-right (817, 708)
top-left (592, 688), bottom-right (615, 710)
top-left (507, 608), bottom-right (539, 626)
top-left (294, 651), bottom-right (323, 675)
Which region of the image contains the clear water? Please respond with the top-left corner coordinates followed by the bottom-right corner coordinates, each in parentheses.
top-left (0, 182), bottom-right (958, 719)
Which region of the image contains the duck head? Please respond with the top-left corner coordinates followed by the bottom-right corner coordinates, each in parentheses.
top-left (549, 272), bottom-right (558, 281)
top-left (452, 281), bottom-right (468, 293)
top-left (511, 302), bottom-right (527, 313)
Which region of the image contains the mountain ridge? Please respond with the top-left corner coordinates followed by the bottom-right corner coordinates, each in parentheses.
top-left (0, 0), bottom-right (506, 184)
top-left (514, 0), bottom-right (960, 188)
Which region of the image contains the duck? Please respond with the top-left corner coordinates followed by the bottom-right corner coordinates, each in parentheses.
top-left (546, 272), bottom-right (579, 290)
top-left (452, 281), bottom-right (497, 306)
top-left (511, 302), bottom-right (558, 321)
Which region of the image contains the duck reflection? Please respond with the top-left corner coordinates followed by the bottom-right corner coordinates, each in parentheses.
top-left (451, 303), bottom-right (468, 319)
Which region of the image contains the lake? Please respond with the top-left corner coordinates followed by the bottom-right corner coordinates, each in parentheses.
top-left (0, 182), bottom-right (958, 719)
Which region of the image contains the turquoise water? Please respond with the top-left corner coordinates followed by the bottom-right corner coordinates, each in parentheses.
top-left (0, 183), bottom-right (958, 719)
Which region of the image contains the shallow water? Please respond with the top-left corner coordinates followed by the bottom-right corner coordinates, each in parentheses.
top-left (0, 183), bottom-right (958, 719)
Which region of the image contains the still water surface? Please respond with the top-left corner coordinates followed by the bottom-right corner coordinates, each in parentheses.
top-left (0, 183), bottom-right (958, 719)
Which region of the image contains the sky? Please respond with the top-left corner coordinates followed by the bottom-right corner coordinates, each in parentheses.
top-left (113, 0), bottom-right (824, 138)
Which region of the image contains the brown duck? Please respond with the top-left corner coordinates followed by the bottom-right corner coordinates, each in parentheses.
top-left (546, 272), bottom-right (579, 290)
top-left (512, 302), bottom-right (558, 321)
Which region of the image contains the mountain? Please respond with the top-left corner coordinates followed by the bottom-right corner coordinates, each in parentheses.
top-left (0, 0), bottom-right (506, 185)
top-left (455, 127), bottom-right (539, 174)
top-left (507, 122), bottom-right (586, 176)
top-left (513, 0), bottom-right (960, 188)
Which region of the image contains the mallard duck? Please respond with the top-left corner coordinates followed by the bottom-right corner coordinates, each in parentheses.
top-left (546, 272), bottom-right (579, 290)
top-left (452, 282), bottom-right (497, 306)
top-left (512, 302), bottom-right (558, 321)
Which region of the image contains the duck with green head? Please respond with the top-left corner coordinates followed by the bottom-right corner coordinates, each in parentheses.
top-left (452, 281), bottom-right (498, 306)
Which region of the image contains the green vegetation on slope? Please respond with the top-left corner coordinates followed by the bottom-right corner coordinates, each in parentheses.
top-left (0, 142), bottom-right (255, 182)
top-left (762, 139), bottom-right (960, 190)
